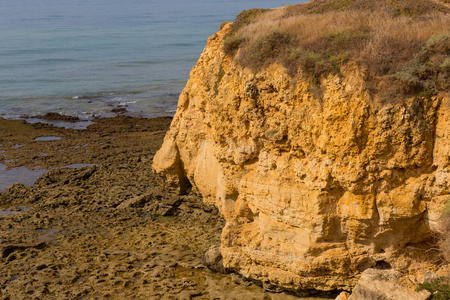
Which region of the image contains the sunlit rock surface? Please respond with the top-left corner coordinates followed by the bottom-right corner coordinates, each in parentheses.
top-left (153, 24), bottom-right (450, 291)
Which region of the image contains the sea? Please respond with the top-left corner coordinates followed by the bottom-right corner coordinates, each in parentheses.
top-left (0, 0), bottom-right (303, 121)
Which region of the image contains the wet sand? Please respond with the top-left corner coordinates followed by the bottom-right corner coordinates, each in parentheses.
top-left (0, 116), bottom-right (324, 300)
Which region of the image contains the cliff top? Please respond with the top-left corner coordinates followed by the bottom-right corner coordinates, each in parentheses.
top-left (286, 0), bottom-right (450, 15)
top-left (224, 0), bottom-right (450, 102)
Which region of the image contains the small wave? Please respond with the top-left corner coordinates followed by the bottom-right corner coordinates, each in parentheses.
top-left (162, 92), bottom-right (179, 97)
top-left (166, 42), bottom-right (198, 47)
top-left (1, 85), bottom-right (182, 121)
top-left (119, 101), bottom-right (137, 105)
top-left (36, 58), bottom-right (82, 63)
top-left (116, 61), bottom-right (158, 66)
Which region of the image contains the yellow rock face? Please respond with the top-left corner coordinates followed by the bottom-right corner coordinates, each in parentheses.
top-left (153, 24), bottom-right (450, 291)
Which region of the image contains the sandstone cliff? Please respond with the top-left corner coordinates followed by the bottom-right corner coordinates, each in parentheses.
top-left (153, 16), bottom-right (450, 293)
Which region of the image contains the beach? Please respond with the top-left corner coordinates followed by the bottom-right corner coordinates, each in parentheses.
top-left (0, 116), bottom-right (320, 299)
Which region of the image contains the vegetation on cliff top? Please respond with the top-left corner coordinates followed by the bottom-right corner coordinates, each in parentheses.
top-left (224, 0), bottom-right (450, 101)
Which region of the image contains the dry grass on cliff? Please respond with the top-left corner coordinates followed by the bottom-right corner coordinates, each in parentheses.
top-left (224, 0), bottom-right (450, 100)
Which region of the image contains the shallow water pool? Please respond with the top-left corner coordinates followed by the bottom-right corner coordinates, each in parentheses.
top-left (0, 163), bottom-right (48, 191)
top-left (34, 136), bottom-right (63, 141)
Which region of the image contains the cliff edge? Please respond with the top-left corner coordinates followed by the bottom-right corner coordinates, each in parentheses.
top-left (153, 0), bottom-right (450, 293)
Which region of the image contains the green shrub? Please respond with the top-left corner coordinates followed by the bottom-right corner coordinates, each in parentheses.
top-left (239, 30), bottom-right (293, 72)
top-left (291, 49), bottom-right (332, 83)
top-left (395, 34), bottom-right (450, 94)
top-left (249, 31), bottom-right (292, 59)
top-left (324, 30), bottom-right (369, 52)
top-left (441, 57), bottom-right (450, 70)
top-left (417, 277), bottom-right (450, 300)
top-left (417, 34), bottom-right (450, 63)
top-left (329, 52), bottom-right (351, 69)
top-left (284, 29), bottom-right (365, 80)
top-left (394, 67), bottom-right (422, 91)
top-left (223, 35), bottom-right (247, 56)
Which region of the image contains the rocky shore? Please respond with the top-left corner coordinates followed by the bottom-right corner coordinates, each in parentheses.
top-left (0, 116), bottom-right (317, 299)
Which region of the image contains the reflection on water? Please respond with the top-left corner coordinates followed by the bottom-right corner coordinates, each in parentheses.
top-left (34, 136), bottom-right (63, 141)
top-left (25, 118), bottom-right (94, 130)
top-left (36, 228), bottom-right (61, 242)
top-left (0, 163), bottom-right (48, 191)
top-left (64, 164), bottom-right (94, 169)
top-left (0, 163), bottom-right (95, 191)
top-left (0, 206), bottom-right (31, 216)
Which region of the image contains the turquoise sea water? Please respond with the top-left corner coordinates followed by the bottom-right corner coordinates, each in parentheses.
top-left (0, 0), bottom-right (301, 120)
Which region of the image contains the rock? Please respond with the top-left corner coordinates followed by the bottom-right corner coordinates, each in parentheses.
top-left (117, 193), bottom-right (152, 209)
top-left (32, 112), bottom-right (80, 122)
top-left (1, 242), bottom-right (46, 258)
top-left (230, 273), bottom-right (252, 287)
top-left (35, 264), bottom-right (48, 270)
top-left (201, 245), bottom-right (228, 274)
top-left (111, 107), bottom-right (127, 114)
top-left (179, 290), bottom-right (202, 300)
top-left (25, 284), bottom-right (35, 294)
top-left (2, 114), bottom-right (292, 299)
top-left (335, 292), bottom-right (350, 300)
top-left (348, 269), bottom-right (431, 300)
top-left (152, 19), bottom-right (450, 292)
top-left (423, 270), bottom-right (440, 284)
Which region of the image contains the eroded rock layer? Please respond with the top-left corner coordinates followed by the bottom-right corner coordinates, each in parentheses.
top-left (153, 24), bottom-right (450, 291)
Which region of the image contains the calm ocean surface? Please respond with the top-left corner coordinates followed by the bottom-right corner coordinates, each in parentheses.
top-left (0, 0), bottom-right (301, 120)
